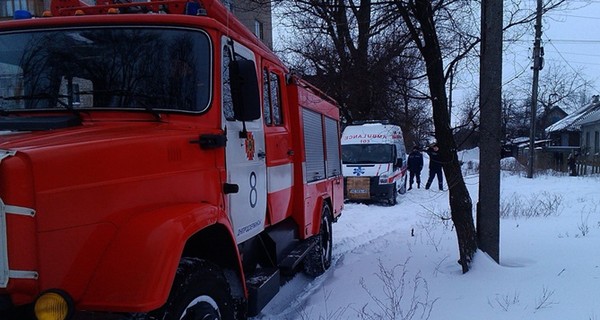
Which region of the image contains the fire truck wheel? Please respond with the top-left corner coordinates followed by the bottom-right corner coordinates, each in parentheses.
top-left (303, 204), bottom-right (333, 277)
top-left (150, 258), bottom-right (237, 320)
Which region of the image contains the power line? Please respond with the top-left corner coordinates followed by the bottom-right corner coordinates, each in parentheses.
top-left (546, 39), bottom-right (600, 44)
top-left (544, 57), bottom-right (600, 67)
top-left (544, 35), bottom-right (600, 95)
top-left (549, 14), bottom-right (600, 20)
top-left (543, 51), bottom-right (600, 58)
top-left (505, 39), bottom-right (600, 43)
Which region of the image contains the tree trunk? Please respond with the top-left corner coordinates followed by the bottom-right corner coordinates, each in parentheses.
top-left (398, 0), bottom-right (477, 272)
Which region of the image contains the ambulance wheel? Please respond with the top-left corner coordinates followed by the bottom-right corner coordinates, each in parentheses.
top-left (149, 258), bottom-right (238, 320)
top-left (303, 204), bottom-right (333, 277)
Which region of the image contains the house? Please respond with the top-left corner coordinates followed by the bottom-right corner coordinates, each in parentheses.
top-left (538, 105), bottom-right (567, 137)
top-left (544, 96), bottom-right (600, 171)
top-left (579, 107), bottom-right (600, 156)
top-left (545, 96), bottom-right (600, 147)
top-left (0, 0), bottom-right (273, 49)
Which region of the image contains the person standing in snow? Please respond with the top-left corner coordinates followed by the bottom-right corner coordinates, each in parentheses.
top-left (425, 142), bottom-right (444, 191)
top-left (567, 151), bottom-right (578, 176)
top-left (407, 146), bottom-right (423, 190)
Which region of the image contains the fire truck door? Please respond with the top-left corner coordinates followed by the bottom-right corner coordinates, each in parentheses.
top-left (222, 41), bottom-right (267, 244)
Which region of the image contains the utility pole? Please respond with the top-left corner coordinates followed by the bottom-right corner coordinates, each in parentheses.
top-left (478, 0), bottom-right (502, 263)
top-left (527, 0), bottom-right (544, 179)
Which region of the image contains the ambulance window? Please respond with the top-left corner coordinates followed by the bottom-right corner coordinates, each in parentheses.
top-left (262, 68), bottom-right (272, 125)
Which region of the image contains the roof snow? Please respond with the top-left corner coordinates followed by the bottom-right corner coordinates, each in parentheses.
top-left (545, 101), bottom-right (600, 133)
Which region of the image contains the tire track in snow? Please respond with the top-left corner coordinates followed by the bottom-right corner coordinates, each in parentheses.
top-left (252, 196), bottom-right (438, 319)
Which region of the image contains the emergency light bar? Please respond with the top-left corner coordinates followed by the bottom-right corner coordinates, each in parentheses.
top-left (50, 0), bottom-right (207, 16)
top-left (352, 120), bottom-right (391, 125)
top-left (13, 10), bottom-right (33, 19)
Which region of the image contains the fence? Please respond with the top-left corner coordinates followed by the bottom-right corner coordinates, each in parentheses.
top-left (575, 157), bottom-right (600, 176)
top-left (518, 150), bottom-right (600, 176)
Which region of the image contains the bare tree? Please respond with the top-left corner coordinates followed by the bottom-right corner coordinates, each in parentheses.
top-left (395, 0), bottom-right (477, 273)
top-left (277, 0), bottom-right (431, 137)
top-left (493, 62), bottom-right (594, 140)
top-left (530, 63), bottom-right (593, 113)
top-left (275, 0), bottom-right (574, 272)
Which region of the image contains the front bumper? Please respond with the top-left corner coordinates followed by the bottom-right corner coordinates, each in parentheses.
top-left (344, 176), bottom-right (395, 202)
top-left (0, 299), bottom-right (144, 320)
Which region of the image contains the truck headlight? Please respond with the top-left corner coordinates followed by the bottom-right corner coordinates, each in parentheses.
top-left (34, 290), bottom-right (73, 320)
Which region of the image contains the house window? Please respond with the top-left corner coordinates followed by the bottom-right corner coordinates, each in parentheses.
top-left (254, 20), bottom-right (264, 40)
top-left (1, 0), bottom-right (28, 17)
top-left (595, 131), bottom-right (599, 154)
top-left (586, 132), bottom-right (590, 154)
top-left (72, 83), bottom-right (81, 105)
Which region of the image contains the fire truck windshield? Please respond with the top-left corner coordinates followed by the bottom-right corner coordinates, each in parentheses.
top-left (342, 144), bottom-right (395, 164)
top-left (0, 27), bottom-right (211, 113)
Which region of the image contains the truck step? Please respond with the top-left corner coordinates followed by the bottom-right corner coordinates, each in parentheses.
top-left (278, 238), bottom-right (316, 274)
top-left (246, 268), bottom-right (280, 317)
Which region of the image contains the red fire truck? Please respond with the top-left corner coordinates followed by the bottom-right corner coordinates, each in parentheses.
top-left (0, 1), bottom-right (344, 319)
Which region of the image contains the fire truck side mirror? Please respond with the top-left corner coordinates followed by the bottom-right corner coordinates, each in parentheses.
top-left (229, 60), bottom-right (261, 122)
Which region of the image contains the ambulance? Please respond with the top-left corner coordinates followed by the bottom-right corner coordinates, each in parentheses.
top-left (341, 121), bottom-right (408, 205)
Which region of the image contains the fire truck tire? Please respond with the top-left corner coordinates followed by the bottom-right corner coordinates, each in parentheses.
top-left (303, 204), bottom-right (333, 277)
top-left (150, 258), bottom-right (238, 320)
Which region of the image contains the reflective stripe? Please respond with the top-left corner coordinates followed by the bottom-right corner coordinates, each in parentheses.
top-left (267, 163), bottom-right (293, 193)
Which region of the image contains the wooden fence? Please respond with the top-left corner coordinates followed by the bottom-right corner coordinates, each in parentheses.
top-left (522, 151), bottom-right (600, 176)
top-left (574, 158), bottom-right (600, 176)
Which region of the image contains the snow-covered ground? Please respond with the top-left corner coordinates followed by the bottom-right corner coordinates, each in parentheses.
top-left (251, 149), bottom-right (600, 320)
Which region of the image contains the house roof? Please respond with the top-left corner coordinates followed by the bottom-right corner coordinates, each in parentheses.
top-left (546, 105), bottom-right (568, 117)
top-left (545, 101), bottom-right (600, 133)
top-left (579, 108), bottom-right (600, 126)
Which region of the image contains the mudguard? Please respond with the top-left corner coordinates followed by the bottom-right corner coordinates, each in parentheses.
top-left (308, 195), bottom-right (328, 237)
top-left (77, 203), bottom-right (236, 312)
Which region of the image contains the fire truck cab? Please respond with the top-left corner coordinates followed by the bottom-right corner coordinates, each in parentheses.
top-left (0, 1), bottom-right (343, 319)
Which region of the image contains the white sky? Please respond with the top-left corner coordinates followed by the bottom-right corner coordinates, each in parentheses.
top-left (273, 2), bottom-right (600, 111)
top-left (541, 1), bottom-right (600, 89)
top-left (503, 1), bottom-right (600, 97)
top-left (449, 1), bottom-right (600, 114)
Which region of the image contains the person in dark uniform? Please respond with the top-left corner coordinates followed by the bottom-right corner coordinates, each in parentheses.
top-left (425, 142), bottom-right (444, 191)
top-left (407, 146), bottom-right (423, 190)
top-left (567, 151), bottom-right (578, 176)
